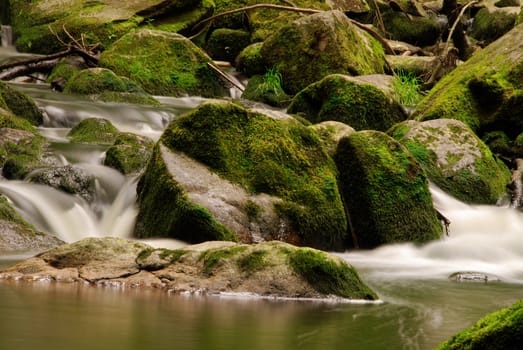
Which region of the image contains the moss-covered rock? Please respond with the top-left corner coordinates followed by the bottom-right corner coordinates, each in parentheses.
top-left (136, 101), bottom-right (347, 250)
top-left (287, 74), bottom-right (406, 131)
top-left (0, 238), bottom-right (378, 300)
top-left (309, 121), bottom-right (355, 157)
top-left (99, 29), bottom-right (227, 97)
top-left (104, 132), bottom-right (154, 175)
top-left (437, 300), bottom-right (523, 350)
top-left (389, 119), bottom-right (511, 204)
top-left (381, 10), bottom-right (441, 46)
top-left (470, 7), bottom-right (518, 45)
top-left (241, 72), bottom-right (291, 107)
top-left (63, 67), bottom-right (159, 105)
top-left (413, 23), bottom-right (523, 138)
top-left (8, 0), bottom-right (214, 54)
top-left (0, 82), bottom-right (43, 126)
top-left (205, 28), bottom-right (251, 63)
top-left (260, 10), bottom-right (386, 95)
top-left (334, 130), bottom-right (442, 249)
top-left (67, 118), bottom-right (119, 145)
top-left (235, 42), bottom-right (265, 77)
top-left (0, 127), bottom-right (47, 180)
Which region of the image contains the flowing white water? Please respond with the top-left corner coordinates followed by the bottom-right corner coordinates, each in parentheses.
top-left (340, 186), bottom-right (523, 283)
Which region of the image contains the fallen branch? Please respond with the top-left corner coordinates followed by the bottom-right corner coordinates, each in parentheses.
top-left (207, 62), bottom-right (245, 91)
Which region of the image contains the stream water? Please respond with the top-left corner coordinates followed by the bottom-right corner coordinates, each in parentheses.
top-left (0, 53), bottom-right (522, 349)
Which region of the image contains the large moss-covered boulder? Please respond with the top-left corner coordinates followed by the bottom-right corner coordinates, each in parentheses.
top-left (63, 68), bottom-right (159, 105)
top-left (0, 82), bottom-right (43, 126)
top-left (413, 23), bottom-right (523, 139)
top-left (67, 118), bottom-right (119, 145)
top-left (334, 130), bottom-right (442, 249)
top-left (389, 119), bottom-right (511, 204)
top-left (205, 28), bottom-right (251, 63)
top-left (104, 132), bottom-right (154, 175)
top-left (260, 10), bottom-right (386, 95)
top-left (99, 29), bottom-right (227, 97)
top-left (287, 74), bottom-right (406, 131)
top-left (0, 237), bottom-right (378, 300)
top-left (8, 0), bottom-right (213, 54)
top-left (437, 300), bottom-right (523, 350)
top-left (135, 101), bottom-right (347, 250)
top-left (380, 9), bottom-right (441, 46)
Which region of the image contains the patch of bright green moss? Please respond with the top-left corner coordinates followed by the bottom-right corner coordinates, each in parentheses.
top-left (104, 132), bottom-right (154, 175)
top-left (289, 247), bottom-right (378, 300)
top-left (237, 249), bottom-right (269, 275)
top-left (199, 245), bottom-right (247, 275)
top-left (0, 82), bottom-right (43, 126)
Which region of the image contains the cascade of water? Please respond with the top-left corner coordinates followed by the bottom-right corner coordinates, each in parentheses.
top-left (0, 25), bottom-right (12, 47)
top-left (340, 185), bottom-right (523, 283)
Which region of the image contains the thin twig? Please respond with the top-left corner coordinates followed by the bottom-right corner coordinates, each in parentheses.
top-left (207, 62), bottom-right (245, 91)
top-left (443, 0), bottom-right (478, 55)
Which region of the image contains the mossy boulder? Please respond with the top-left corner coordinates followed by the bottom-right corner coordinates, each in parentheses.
top-left (8, 0), bottom-right (213, 54)
top-left (0, 127), bottom-right (48, 180)
top-left (104, 132), bottom-right (155, 175)
top-left (260, 10), bottom-right (386, 95)
top-left (205, 28), bottom-right (251, 63)
top-left (389, 119), bottom-right (511, 204)
top-left (0, 238), bottom-right (378, 300)
top-left (334, 130), bottom-right (442, 249)
top-left (63, 67), bottom-right (159, 105)
top-left (0, 81), bottom-right (43, 126)
top-left (437, 300), bottom-right (523, 350)
top-left (135, 101), bottom-right (347, 250)
top-left (309, 121), bottom-right (355, 157)
top-left (99, 29), bottom-right (227, 97)
top-left (67, 118), bottom-right (119, 145)
top-left (235, 42), bottom-right (265, 77)
top-left (413, 23), bottom-right (523, 139)
top-left (381, 10), bottom-right (441, 46)
top-left (287, 74), bottom-right (406, 131)
top-left (470, 7), bottom-right (518, 45)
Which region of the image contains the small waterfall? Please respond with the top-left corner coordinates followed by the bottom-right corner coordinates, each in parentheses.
top-left (0, 25), bottom-right (12, 47)
top-left (340, 185), bottom-right (523, 283)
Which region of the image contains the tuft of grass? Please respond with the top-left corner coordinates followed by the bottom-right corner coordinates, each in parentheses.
top-left (393, 69), bottom-right (424, 107)
top-left (256, 67), bottom-right (286, 96)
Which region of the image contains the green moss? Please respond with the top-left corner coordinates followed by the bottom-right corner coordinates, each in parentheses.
top-left (236, 42), bottom-right (265, 77)
top-left (67, 118), bottom-right (119, 145)
top-left (0, 128), bottom-right (46, 180)
top-left (287, 74), bottom-right (406, 131)
top-left (161, 101), bottom-right (347, 250)
top-left (289, 247), bottom-right (378, 300)
top-left (260, 10), bottom-right (385, 94)
top-left (135, 145), bottom-right (238, 243)
top-left (237, 249), bottom-right (269, 275)
top-left (205, 28), bottom-right (251, 62)
top-left (199, 245), bottom-right (247, 275)
top-left (242, 68), bottom-right (291, 107)
top-left (381, 11), bottom-right (440, 46)
top-left (0, 82), bottom-right (43, 126)
top-left (99, 29), bottom-right (227, 97)
top-left (471, 8), bottom-right (517, 44)
top-left (437, 300), bottom-right (523, 350)
top-left (63, 68), bottom-right (145, 95)
top-left (335, 130), bottom-right (442, 248)
top-left (243, 200), bottom-right (262, 220)
top-left (104, 133), bottom-right (154, 175)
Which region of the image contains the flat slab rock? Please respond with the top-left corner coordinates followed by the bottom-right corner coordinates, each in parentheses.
top-left (0, 237), bottom-right (377, 301)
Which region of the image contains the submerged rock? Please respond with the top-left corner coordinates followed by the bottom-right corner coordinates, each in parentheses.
top-left (437, 300), bottom-right (523, 349)
top-left (0, 237), bottom-right (378, 301)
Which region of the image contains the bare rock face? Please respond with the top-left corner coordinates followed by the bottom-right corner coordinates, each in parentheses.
top-left (0, 237), bottom-right (378, 301)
